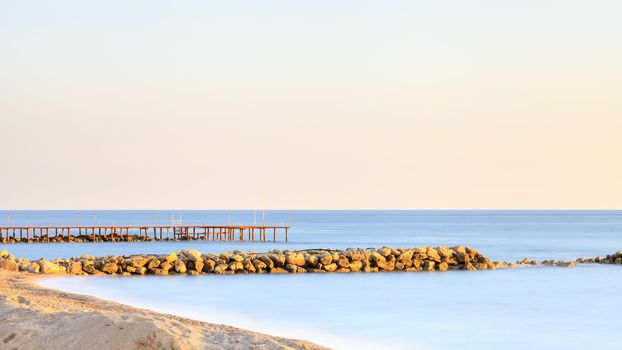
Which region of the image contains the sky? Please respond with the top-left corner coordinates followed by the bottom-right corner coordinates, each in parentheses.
top-left (1, 0), bottom-right (621, 210)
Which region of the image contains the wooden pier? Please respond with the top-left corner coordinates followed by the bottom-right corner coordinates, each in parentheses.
top-left (0, 225), bottom-right (290, 244)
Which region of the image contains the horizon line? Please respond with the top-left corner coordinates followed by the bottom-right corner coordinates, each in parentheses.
top-left (1, 208), bottom-right (621, 212)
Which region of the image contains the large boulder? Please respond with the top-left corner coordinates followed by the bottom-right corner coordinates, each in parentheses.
top-left (160, 261), bottom-right (173, 272)
top-left (285, 264), bottom-right (304, 273)
top-left (437, 246), bottom-right (454, 259)
top-left (101, 262), bottom-right (119, 274)
top-left (82, 261), bottom-right (96, 274)
top-left (398, 250), bottom-right (414, 262)
top-left (337, 257), bottom-right (350, 268)
top-left (254, 255), bottom-right (272, 269)
top-left (285, 253), bottom-right (306, 267)
top-left (376, 259), bottom-right (395, 271)
top-left (453, 245), bottom-right (467, 254)
top-left (377, 247), bottom-right (393, 258)
top-left (164, 252), bottom-right (177, 263)
top-left (422, 260), bottom-right (435, 271)
top-left (0, 258), bottom-right (19, 272)
top-left (67, 261), bottom-right (83, 275)
top-left (305, 255), bottom-right (319, 268)
top-left (243, 260), bottom-right (256, 273)
top-left (228, 261), bottom-right (244, 272)
top-left (148, 259), bottom-right (161, 270)
top-left (322, 263), bottom-right (338, 272)
top-left (370, 251), bottom-right (386, 263)
top-left (413, 247), bottom-right (428, 259)
top-left (203, 259), bottom-right (216, 273)
top-left (154, 269), bottom-right (169, 275)
top-left (456, 251), bottom-right (469, 263)
top-left (349, 260), bottom-right (363, 272)
top-left (200, 253), bottom-right (217, 262)
top-left (193, 261), bottom-right (204, 273)
top-left (39, 260), bottom-right (61, 274)
top-left (252, 259), bottom-right (268, 271)
top-left (129, 256), bottom-right (149, 268)
top-left (174, 260), bottom-right (187, 273)
top-left (230, 254), bottom-right (244, 263)
top-left (19, 260), bottom-right (40, 273)
top-left (346, 250), bottom-right (364, 261)
top-left (466, 247), bottom-right (480, 261)
top-left (412, 259), bottom-right (422, 269)
top-left (426, 247), bottom-right (441, 262)
top-left (181, 250), bottom-right (202, 262)
top-left (268, 254), bottom-right (286, 267)
top-left (213, 263), bottom-right (228, 274)
top-left (318, 253), bottom-right (333, 265)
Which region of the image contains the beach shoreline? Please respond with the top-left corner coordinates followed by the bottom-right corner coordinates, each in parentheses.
top-left (0, 270), bottom-right (328, 350)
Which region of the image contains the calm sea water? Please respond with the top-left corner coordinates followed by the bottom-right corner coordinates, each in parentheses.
top-left (4, 210), bottom-right (622, 349)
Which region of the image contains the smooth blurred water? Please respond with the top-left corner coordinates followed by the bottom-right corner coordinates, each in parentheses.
top-left (2, 210), bottom-right (622, 261)
top-left (5, 210), bottom-right (622, 349)
top-left (41, 265), bottom-right (622, 350)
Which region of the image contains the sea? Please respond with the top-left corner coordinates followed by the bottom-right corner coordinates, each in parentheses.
top-left (2, 210), bottom-right (621, 350)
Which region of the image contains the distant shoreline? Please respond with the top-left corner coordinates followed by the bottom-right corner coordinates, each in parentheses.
top-left (0, 270), bottom-right (328, 350)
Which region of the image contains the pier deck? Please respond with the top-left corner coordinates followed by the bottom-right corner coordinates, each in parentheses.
top-left (0, 225), bottom-right (290, 243)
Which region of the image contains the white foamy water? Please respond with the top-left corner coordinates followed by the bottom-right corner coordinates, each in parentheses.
top-left (5, 210), bottom-right (622, 349)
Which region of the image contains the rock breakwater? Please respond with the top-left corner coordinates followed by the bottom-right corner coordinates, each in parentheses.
top-left (576, 250), bottom-right (622, 265)
top-left (1, 246), bottom-right (498, 276)
top-left (2, 235), bottom-right (166, 244)
top-left (0, 246), bottom-right (608, 276)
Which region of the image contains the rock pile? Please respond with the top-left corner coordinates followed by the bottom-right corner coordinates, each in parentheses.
top-left (540, 260), bottom-right (576, 268)
top-left (576, 250), bottom-right (622, 265)
top-left (0, 250), bottom-right (18, 271)
top-left (0, 246), bottom-right (599, 276)
top-left (2, 235), bottom-right (161, 244)
top-left (0, 246), bottom-right (502, 276)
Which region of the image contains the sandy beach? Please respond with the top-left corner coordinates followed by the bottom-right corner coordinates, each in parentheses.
top-left (0, 270), bottom-right (327, 350)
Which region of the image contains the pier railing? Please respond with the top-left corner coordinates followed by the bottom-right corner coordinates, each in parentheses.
top-left (0, 225), bottom-right (290, 244)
